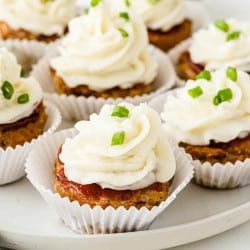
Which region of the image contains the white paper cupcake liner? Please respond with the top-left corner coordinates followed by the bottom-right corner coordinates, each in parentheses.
top-left (192, 159), bottom-right (250, 189)
top-left (0, 39), bottom-right (49, 75)
top-left (149, 92), bottom-right (250, 189)
top-left (31, 45), bottom-right (176, 122)
top-left (25, 128), bottom-right (194, 234)
top-left (0, 101), bottom-right (61, 185)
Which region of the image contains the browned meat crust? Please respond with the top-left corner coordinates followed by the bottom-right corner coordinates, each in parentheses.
top-left (148, 19), bottom-right (192, 52)
top-left (54, 147), bottom-right (173, 209)
top-left (0, 103), bottom-right (47, 149)
top-left (0, 20), bottom-right (60, 43)
top-left (50, 68), bottom-right (153, 99)
top-left (176, 51), bottom-right (204, 80)
top-left (180, 134), bottom-right (250, 164)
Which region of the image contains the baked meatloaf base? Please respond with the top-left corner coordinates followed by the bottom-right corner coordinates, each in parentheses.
top-left (50, 68), bottom-right (153, 99)
top-left (0, 103), bottom-right (47, 149)
top-left (180, 134), bottom-right (250, 165)
top-left (148, 19), bottom-right (192, 52)
top-left (54, 148), bottom-right (173, 209)
top-left (0, 20), bottom-right (60, 43)
top-left (176, 51), bottom-right (204, 80)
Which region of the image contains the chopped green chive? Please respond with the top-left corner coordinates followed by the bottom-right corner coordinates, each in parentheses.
top-left (118, 28), bottom-right (129, 37)
top-left (147, 0), bottom-right (161, 5)
top-left (40, 0), bottom-right (54, 3)
top-left (111, 131), bottom-right (125, 146)
top-left (1, 80), bottom-right (14, 100)
top-left (84, 8), bottom-right (89, 15)
top-left (227, 31), bottom-right (241, 41)
top-left (226, 66), bottom-right (237, 81)
top-left (17, 93), bottom-right (29, 104)
top-left (214, 20), bottom-right (229, 32)
top-left (213, 88), bottom-right (233, 106)
top-left (196, 70), bottom-right (212, 81)
top-left (188, 86), bottom-right (203, 98)
top-left (125, 0), bottom-right (130, 7)
top-left (20, 69), bottom-right (25, 77)
top-left (91, 0), bottom-right (101, 7)
top-left (119, 12), bottom-right (130, 21)
top-left (112, 105), bottom-right (129, 118)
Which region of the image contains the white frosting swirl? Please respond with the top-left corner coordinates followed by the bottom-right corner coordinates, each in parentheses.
top-left (60, 103), bottom-right (176, 190)
top-left (107, 0), bottom-right (185, 32)
top-left (161, 68), bottom-right (250, 145)
top-left (0, 0), bottom-right (76, 36)
top-left (131, 0), bottom-right (185, 32)
top-left (50, 2), bottom-right (158, 91)
top-left (0, 48), bottom-right (43, 124)
top-left (189, 19), bottom-right (250, 71)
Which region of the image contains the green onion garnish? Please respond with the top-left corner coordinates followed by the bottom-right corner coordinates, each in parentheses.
top-left (213, 88), bottom-right (233, 106)
top-left (84, 8), bottom-right (89, 15)
top-left (112, 105), bottom-right (129, 118)
top-left (226, 66), bottom-right (237, 82)
top-left (214, 20), bottom-right (229, 32)
top-left (118, 28), bottom-right (129, 37)
top-left (20, 69), bottom-right (25, 77)
top-left (91, 0), bottom-right (101, 7)
top-left (1, 80), bottom-right (14, 100)
top-left (119, 12), bottom-right (130, 21)
top-left (125, 0), bottom-right (130, 7)
top-left (40, 0), bottom-right (54, 3)
top-left (188, 86), bottom-right (203, 99)
top-left (111, 131), bottom-right (125, 146)
top-left (227, 31), bottom-right (241, 41)
top-left (17, 93), bottom-right (29, 104)
top-left (196, 70), bottom-right (212, 81)
top-left (147, 0), bottom-right (161, 5)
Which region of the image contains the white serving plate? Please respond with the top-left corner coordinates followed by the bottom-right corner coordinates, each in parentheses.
top-left (0, 177), bottom-right (249, 250)
top-left (1, 0), bottom-right (250, 249)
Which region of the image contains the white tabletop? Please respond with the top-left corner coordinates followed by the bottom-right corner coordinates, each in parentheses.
top-left (168, 220), bottom-right (250, 250)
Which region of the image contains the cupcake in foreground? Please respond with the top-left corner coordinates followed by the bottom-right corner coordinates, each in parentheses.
top-left (176, 19), bottom-right (250, 80)
top-left (0, 47), bottom-right (61, 185)
top-left (0, 0), bottom-right (76, 42)
top-left (107, 0), bottom-right (192, 52)
top-left (161, 67), bottom-right (250, 188)
top-left (50, 0), bottom-right (158, 99)
top-left (25, 102), bottom-right (193, 234)
top-left (55, 103), bottom-right (176, 209)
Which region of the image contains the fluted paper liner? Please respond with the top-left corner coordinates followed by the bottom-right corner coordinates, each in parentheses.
top-left (0, 39), bottom-right (48, 75)
top-left (149, 92), bottom-right (250, 189)
top-left (0, 101), bottom-right (61, 185)
top-left (192, 159), bottom-right (250, 189)
top-left (31, 45), bottom-right (176, 122)
top-left (25, 128), bottom-right (194, 234)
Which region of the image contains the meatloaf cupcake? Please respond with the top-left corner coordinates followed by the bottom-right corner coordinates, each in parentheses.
top-left (25, 102), bottom-right (193, 234)
top-left (31, 0), bottom-right (176, 121)
top-left (160, 67), bottom-right (250, 188)
top-left (175, 19), bottom-right (250, 80)
top-left (107, 0), bottom-right (192, 52)
top-left (0, 47), bottom-right (61, 185)
top-left (0, 0), bottom-right (76, 42)
top-left (50, 0), bottom-right (158, 98)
